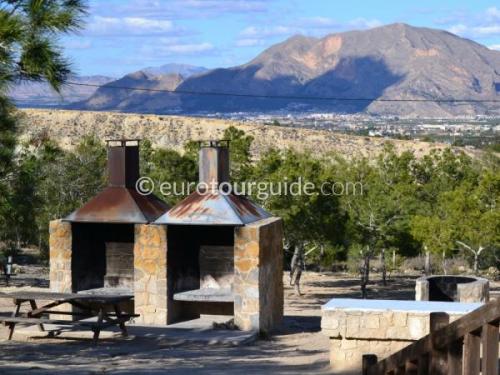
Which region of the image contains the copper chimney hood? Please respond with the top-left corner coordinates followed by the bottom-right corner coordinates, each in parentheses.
top-left (154, 140), bottom-right (270, 226)
top-left (65, 140), bottom-right (169, 224)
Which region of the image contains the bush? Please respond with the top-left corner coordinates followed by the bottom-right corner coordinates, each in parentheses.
top-left (346, 244), bottom-right (364, 275)
top-left (445, 257), bottom-right (470, 275)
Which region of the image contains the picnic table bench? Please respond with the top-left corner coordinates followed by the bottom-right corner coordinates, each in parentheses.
top-left (0, 291), bottom-right (138, 344)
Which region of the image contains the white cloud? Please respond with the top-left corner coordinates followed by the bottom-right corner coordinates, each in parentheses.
top-left (179, 0), bottom-right (269, 13)
top-left (448, 24), bottom-right (468, 35)
top-left (440, 7), bottom-right (500, 39)
top-left (486, 6), bottom-right (500, 20)
top-left (488, 44), bottom-right (500, 50)
top-left (91, 0), bottom-right (272, 20)
top-left (448, 23), bottom-right (500, 37)
top-left (235, 38), bottom-right (265, 47)
top-left (240, 25), bottom-right (296, 38)
top-left (139, 41), bottom-right (214, 56)
top-left (236, 25), bottom-right (299, 48)
top-left (349, 18), bottom-right (383, 29)
top-left (300, 17), bottom-right (338, 27)
top-left (474, 25), bottom-right (500, 36)
top-left (160, 42), bottom-right (214, 53)
top-left (235, 17), bottom-right (384, 48)
top-left (88, 16), bottom-right (175, 36)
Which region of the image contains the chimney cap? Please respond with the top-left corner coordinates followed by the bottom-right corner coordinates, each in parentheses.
top-left (106, 139), bottom-right (141, 147)
top-left (198, 140), bottom-right (230, 148)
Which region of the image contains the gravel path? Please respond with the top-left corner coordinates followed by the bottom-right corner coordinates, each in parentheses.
top-left (0, 270), bottom-right (496, 374)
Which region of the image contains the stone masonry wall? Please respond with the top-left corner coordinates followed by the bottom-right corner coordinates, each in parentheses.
top-left (49, 220), bottom-right (72, 293)
top-left (322, 309), bottom-right (465, 374)
top-left (49, 220), bottom-right (73, 320)
top-left (133, 224), bottom-right (168, 325)
top-left (234, 217), bottom-right (283, 332)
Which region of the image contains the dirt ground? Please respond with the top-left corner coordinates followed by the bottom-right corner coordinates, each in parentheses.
top-left (0, 269), bottom-right (497, 374)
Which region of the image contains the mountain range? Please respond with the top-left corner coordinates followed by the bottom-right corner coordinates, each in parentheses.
top-left (9, 24), bottom-right (500, 117)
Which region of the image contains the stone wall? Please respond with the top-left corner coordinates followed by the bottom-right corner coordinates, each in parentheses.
top-left (234, 217), bottom-right (283, 332)
top-left (321, 301), bottom-right (477, 374)
top-left (49, 220), bottom-right (72, 293)
top-left (415, 276), bottom-right (489, 303)
top-left (133, 224), bottom-right (168, 325)
top-left (49, 220), bottom-right (73, 319)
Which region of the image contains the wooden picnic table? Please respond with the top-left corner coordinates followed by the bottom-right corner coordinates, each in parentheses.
top-left (0, 291), bottom-right (137, 344)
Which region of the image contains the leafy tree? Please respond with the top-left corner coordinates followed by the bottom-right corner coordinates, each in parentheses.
top-left (252, 148), bottom-right (345, 294)
top-left (183, 126), bottom-right (255, 182)
top-left (141, 139), bottom-right (197, 206)
top-left (35, 136), bottom-right (105, 256)
top-left (0, 0), bottom-right (87, 254)
top-left (410, 148), bottom-right (480, 273)
top-left (343, 145), bottom-right (417, 297)
top-left (222, 126), bottom-right (254, 182)
top-left (0, 0), bottom-right (87, 169)
top-left (442, 182), bottom-right (499, 274)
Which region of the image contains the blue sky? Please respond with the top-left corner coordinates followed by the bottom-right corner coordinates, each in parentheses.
top-left (63, 0), bottom-right (500, 77)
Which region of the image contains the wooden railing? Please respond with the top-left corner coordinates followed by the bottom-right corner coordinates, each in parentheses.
top-left (363, 297), bottom-right (500, 375)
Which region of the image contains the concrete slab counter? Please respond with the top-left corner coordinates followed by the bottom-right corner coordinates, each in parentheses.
top-left (321, 298), bottom-right (482, 374)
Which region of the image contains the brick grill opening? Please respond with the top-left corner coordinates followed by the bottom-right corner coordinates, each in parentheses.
top-left (199, 246), bottom-right (234, 290)
top-left (104, 242), bottom-right (134, 289)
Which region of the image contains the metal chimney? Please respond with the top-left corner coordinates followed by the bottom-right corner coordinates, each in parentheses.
top-left (154, 139), bottom-right (271, 226)
top-left (198, 140), bottom-right (230, 190)
top-left (107, 140), bottom-right (140, 188)
top-left (65, 139), bottom-right (169, 224)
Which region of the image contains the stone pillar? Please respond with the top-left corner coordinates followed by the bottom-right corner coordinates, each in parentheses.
top-left (49, 220), bottom-right (73, 320)
top-left (415, 278), bottom-right (429, 301)
top-left (133, 224), bottom-right (168, 325)
top-left (458, 278), bottom-right (489, 303)
top-left (234, 217), bottom-right (283, 333)
top-left (49, 220), bottom-right (72, 292)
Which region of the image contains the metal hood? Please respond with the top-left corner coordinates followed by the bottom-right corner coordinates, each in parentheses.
top-left (154, 190), bottom-right (271, 226)
top-left (65, 140), bottom-right (169, 224)
top-left (154, 140), bottom-right (271, 226)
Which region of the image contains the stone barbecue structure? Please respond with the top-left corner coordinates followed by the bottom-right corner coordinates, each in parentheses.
top-left (50, 139), bottom-right (169, 314)
top-left (321, 299), bottom-right (482, 374)
top-left (50, 139), bottom-right (283, 333)
top-left (415, 275), bottom-right (489, 303)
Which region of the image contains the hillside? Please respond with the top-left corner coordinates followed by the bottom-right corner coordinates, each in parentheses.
top-left (176, 23), bottom-right (500, 116)
top-left (8, 75), bottom-right (114, 107)
top-left (18, 109), bottom-right (481, 159)
top-left (73, 71), bottom-right (183, 113)
top-left (74, 23), bottom-right (500, 117)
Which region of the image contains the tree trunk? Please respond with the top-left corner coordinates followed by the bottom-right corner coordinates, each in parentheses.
top-left (474, 253), bottom-right (479, 275)
top-left (424, 248), bottom-right (431, 276)
top-left (442, 250), bottom-right (447, 275)
top-left (290, 244), bottom-right (304, 296)
top-left (380, 248), bottom-right (387, 286)
top-left (360, 248), bottom-right (371, 299)
top-left (392, 249), bottom-right (396, 271)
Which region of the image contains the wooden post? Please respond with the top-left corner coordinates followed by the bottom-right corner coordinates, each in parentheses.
top-left (447, 339), bottom-right (463, 375)
top-left (405, 360), bottom-right (418, 375)
top-left (463, 332), bottom-right (481, 375)
top-left (362, 354), bottom-right (378, 375)
top-left (429, 312), bottom-right (449, 375)
top-left (395, 365), bottom-right (405, 375)
top-left (417, 354), bottom-right (429, 375)
top-left (481, 321), bottom-right (499, 375)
